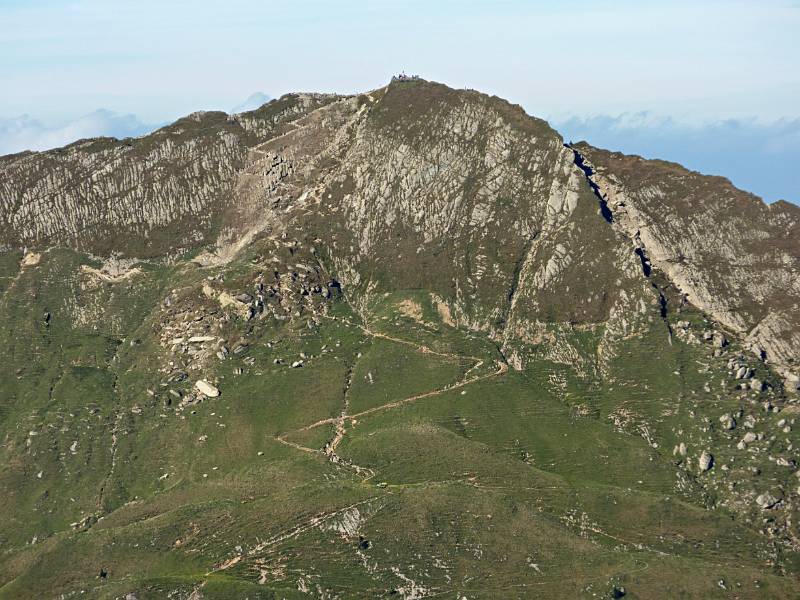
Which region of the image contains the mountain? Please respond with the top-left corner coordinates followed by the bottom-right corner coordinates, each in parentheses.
top-left (230, 92), bottom-right (272, 114)
top-left (0, 79), bottom-right (799, 599)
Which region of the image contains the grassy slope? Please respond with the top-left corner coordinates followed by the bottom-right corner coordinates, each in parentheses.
top-left (0, 247), bottom-right (798, 599)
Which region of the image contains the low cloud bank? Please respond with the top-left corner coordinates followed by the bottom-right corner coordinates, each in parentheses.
top-left (0, 110), bottom-right (157, 156)
top-left (0, 92), bottom-right (273, 158)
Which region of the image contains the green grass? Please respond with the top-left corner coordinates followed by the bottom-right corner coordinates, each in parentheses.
top-left (1, 248), bottom-right (799, 599)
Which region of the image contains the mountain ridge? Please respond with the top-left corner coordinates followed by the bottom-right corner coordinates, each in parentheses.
top-left (2, 78), bottom-right (797, 384)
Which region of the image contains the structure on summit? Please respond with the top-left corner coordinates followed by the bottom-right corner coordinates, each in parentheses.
top-left (392, 71), bottom-right (421, 82)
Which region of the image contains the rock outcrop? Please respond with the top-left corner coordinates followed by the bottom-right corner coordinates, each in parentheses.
top-left (1, 79), bottom-right (798, 381)
top-left (571, 142), bottom-right (800, 383)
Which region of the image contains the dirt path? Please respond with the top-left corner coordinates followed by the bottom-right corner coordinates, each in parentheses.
top-left (273, 312), bottom-right (508, 480)
top-left (97, 410), bottom-right (124, 510)
top-left (272, 436), bottom-right (319, 454)
top-left (274, 357), bottom-right (375, 476)
top-left (292, 315), bottom-right (508, 435)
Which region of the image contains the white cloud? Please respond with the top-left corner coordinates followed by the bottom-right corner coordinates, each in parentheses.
top-left (0, 90), bottom-right (272, 156)
top-left (0, 109), bottom-right (157, 155)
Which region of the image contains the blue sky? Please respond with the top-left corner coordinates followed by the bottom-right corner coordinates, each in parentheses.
top-left (1, 0), bottom-right (798, 202)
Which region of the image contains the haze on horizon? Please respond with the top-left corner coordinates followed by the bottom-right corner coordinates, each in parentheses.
top-left (1, 0), bottom-right (798, 203)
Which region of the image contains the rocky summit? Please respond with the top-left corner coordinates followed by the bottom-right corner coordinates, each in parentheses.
top-left (1, 79), bottom-right (799, 599)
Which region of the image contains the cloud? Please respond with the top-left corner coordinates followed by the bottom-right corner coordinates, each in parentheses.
top-left (551, 113), bottom-right (800, 204)
top-left (0, 91), bottom-right (273, 156)
top-left (0, 109), bottom-right (157, 156)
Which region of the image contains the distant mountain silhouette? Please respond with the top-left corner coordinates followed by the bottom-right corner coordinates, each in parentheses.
top-left (230, 92), bottom-right (272, 114)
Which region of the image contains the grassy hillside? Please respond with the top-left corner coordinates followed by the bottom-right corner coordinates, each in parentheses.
top-left (0, 244), bottom-right (798, 599)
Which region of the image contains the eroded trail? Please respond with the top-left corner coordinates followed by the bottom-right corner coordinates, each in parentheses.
top-left (273, 340), bottom-right (372, 476)
top-left (249, 316), bottom-right (509, 584)
top-left (321, 360), bottom-right (376, 478)
top-left (97, 411), bottom-right (124, 510)
top-left (347, 359), bottom-right (506, 421)
top-left (324, 363), bottom-right (355, 458)
top-left (272, 436), bottom-right (319, 454)
top-left (209, 497), bottom-right (382, 574)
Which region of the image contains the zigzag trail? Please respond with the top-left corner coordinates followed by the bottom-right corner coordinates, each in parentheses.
top-left (277, 315), bottom-right (507, 449)
top-left (231, 311), bottom-right (509, 577)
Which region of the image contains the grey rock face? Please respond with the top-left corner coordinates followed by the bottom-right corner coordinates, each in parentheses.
top-left (194, 380), bottom-right (220, 397)
top-left (1, 80), bottom-right (798, 380)
top-left (0, 95), bottom-right (337, 258)
top-left (573, 143), bottom-right (800, 382)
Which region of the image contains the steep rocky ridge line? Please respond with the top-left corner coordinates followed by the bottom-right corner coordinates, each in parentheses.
top-left (0, 93), bottom-right (342, 257)
top-left (4, 80), bottom-right (800, 596)
top-left (569, 144), bottom-right (676, 342)
top-left (572, 142), bottom-right (800, 387)
top-left (285, 82), bottom-right (668, 379)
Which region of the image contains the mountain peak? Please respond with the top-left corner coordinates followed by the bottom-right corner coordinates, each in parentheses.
top-left (230, 91), bottom-right (272, 113)
top-left (1, 81), bottom-right (800, 597)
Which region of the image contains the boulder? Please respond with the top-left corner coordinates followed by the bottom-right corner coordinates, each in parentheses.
top-left (755, 492), bottom-right (781, 509)
top-left (194, 380), bottom-right (220, 397)
top-left (698, 451), bottom-right (714, 472)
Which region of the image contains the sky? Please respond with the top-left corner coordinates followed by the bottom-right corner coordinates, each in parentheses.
top-left (1, 0), bottom-right (798, 202)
